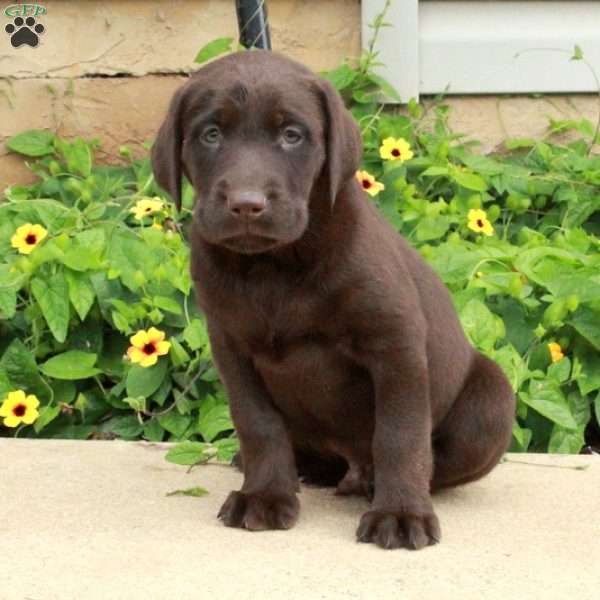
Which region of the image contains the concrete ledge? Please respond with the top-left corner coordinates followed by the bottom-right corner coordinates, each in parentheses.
top-left (1, 439), bottom-right (598, 599)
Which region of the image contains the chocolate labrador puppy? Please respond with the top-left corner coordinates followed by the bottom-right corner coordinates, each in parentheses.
top-left (152, 51), bottom-right (515, 550)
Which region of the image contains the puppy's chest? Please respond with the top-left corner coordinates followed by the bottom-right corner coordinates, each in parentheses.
top-left (203, 267), bottom-right (336, 355)
top-left (229, 287), bottom-right (327, 357)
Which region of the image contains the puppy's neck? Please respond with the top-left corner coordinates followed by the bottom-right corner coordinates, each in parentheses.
top-left (268, 178), bottom-right (362, 270)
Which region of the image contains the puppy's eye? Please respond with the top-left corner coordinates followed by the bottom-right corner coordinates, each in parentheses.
top-left (201, 125), bottom-right (221, 146)
top-left (281, 127), bottom-right (303, 146)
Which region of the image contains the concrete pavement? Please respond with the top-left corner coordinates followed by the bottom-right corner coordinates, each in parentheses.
top-left (1, 439), bottom-right (599, 600)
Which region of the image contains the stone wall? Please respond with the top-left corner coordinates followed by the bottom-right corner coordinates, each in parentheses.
top-left (0, 0), bottom-right (596, 189)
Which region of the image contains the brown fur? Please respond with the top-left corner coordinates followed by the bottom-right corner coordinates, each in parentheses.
top-left (152, 51), bottom-right (516, 550)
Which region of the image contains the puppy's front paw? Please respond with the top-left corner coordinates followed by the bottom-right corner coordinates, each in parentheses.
top-left (356, 509), bottom-right (441, 550)
top-left (218, 490), bottom-right (299, 531)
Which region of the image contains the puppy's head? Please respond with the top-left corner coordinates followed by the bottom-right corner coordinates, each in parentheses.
top-left (152, 51), bottom-right (361, 255)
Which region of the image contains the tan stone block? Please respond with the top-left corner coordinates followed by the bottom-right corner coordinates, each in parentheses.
top-left (0, 0), bottom-right (361, 78)
top-left (0, 75), bottom-right (186, 190)
top-left (441, 95), bottom-right (599, 153)
top-left (1, 76), bottom-right (598, 191)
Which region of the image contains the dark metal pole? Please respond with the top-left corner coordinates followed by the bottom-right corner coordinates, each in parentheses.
top-left (235, 0), bottom-right (271, 50)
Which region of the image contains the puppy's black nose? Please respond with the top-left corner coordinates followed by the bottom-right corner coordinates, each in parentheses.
top-left (227, 190), bottom-right (267, 219)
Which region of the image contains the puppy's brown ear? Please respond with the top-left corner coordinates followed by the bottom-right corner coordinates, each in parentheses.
top-left (151, 84), bottom-right (188, 211)
top-left (317, 79), bottom-right (362, 207)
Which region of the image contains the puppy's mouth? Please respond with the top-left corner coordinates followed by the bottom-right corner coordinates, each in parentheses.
top-left (220, 233), bottom-right (282, 254)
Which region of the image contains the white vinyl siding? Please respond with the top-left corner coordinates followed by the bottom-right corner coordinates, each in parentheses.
top-left (362, 1), bottom-right (600, 101)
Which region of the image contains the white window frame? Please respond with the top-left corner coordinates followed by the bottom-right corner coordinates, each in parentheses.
top-left (362, 1), bottom-right (600, 101)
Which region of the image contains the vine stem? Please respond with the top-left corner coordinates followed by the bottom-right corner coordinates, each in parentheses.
top-left (360, 0), bottom-right (393, 77)
top-left (502, 457), bottom-right (590, 471)
top-left (137, 363), bottom-right (210, 421)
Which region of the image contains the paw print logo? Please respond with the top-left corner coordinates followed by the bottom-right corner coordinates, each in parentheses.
top-left (5, 16), bottom-right (45, 48)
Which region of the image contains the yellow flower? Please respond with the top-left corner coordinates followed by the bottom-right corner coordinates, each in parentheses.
top-left (548, 342), bottom-right (564, 363)
top-left (0, 390), bottom-right (40, 428)
top-left (10, 223), bottom-right (48, 255)
top-left (355, 170), bottom-right (385, 197)
top-left (130, 197), bottom-right (164, 220)
top-left (379, 137), bottom-right (414, 162)
top-left (127, 327), bottom-right (171, 367)
top-left (467, 209), bottom-right (494, 236)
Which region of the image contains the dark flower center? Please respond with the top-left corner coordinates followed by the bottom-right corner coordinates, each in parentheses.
top-left (13, 403), bottom-right (26, 417)
top-left (145, 207), bottom-right (152, 212)
top-left (25, 234), bottom-right (37, 245)
top-left (477, 219), bottom-right (484, 227)
top-left (391, 148), bottom-right (401, 157)
top-left (362, 179), bottom-right (372, 189)
top-left (142, 343), bottom-right (156, 355)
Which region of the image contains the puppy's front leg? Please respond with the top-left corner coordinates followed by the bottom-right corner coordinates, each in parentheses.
top-left (208, 323), bottom-right (299, 531)
top-left (356, 338), bottom-right (440, 550)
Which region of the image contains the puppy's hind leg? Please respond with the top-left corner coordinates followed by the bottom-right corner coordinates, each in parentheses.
top-left (295, 448), bottom-right (348, 487)
top-left (431, 353), bottom-right (515, 492)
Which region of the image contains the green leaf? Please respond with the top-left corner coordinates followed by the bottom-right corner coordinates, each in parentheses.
top-left (594, 391), bottom-right (600, 428)
top-left (571, 44), bottom-right (584, 61)
top-left (143, 418), bottom-right (164, 442)
top-left (574, 347), bottom-right (600, 395)
top-left (522, 380), bottom-right (578, 430)
top-left (62, 229), bottom-right (105, 272)
top-left (7, 130), bottom-right (55, 156)
top-left (197, 403), bottom-right (233, 443)
top-left (548, 426), bottom-right (585, 454)
top-left (158, 411), bottom-right (192, 439)
top-left (51, 380), bottom-right (77, 405)
top-left (569, 307), bottom-right (600, 350)
top-left (547, 357), bottom-right (571, 384)
top-left (31, 271), bottom-right (70, 343)
top-left (22, 199), bottom-right (72, 230)
top-left (124, 396), bottom-right (146, 412)
top-left (322, 64), bottom-right (357, 91)
top-left (421, 166), bottom-right (449, 177)
top-left (101, 415), bottom-right (143, 439)
top-left (194, 37), bottom-right (234, 64)
top-left (46, 424), bottom-right (94, 440)
top-left (459, 299), bottom-right (503, 352)
top-left (166, 486), bottom-right (209, 497)
top-left (111, 311), bottom-right (130, 334)
top-left (40, 351), bottom-right (101, 380)
top-left (0, 369), bottom-right (12, 398)
top-left (504, 138), bottom-right (536, 150)
top-left (0, 265), bottom-right (22, 319)
top-left (0, 287), bottom-right (17, 319)
top-left (213, 437), bottom-right (240, 462)
top-left (65, 270), bottom-right (96, 321)
top-left (452, 170), bottom-right (487, 192)
top-left (34, 405), bottom-right (61, 433)
top-left (153, 295), bottom-right (182, 315)
top-left (415, 216), bottom-right (450, 242)
top-left (126, 359), bottom-right (168, 398)
top-left (366, 72), bottom-right (402, 102)
top-left (165, 441), bottom-right (210, 465)
top-left (55, 138), bottom-right (92, 177)
top-left (151, 377), bottom-right (172, 407)
top-left (493, 344), bottom-right (530, 392)
top-left (169, 338), bottom-right (190, 368)
top-left (0, 339), bottom-right (46, 399)
top-left (183, 319), bottom-right (210, 352)
top-left (511, 421), bottom-right (532, 451)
